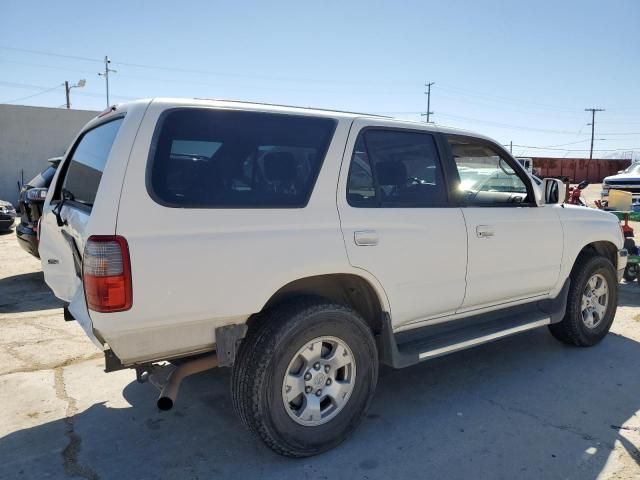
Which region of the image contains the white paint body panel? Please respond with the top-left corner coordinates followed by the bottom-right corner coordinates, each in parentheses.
top-left (458, 205), bottom-right (563, 310)
top-left (336, 118), bottom-right (468, 328)
top-left (38, 98), bottom-right (625, 365)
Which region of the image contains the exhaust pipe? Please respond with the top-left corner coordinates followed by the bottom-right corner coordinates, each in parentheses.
top-left (157, 354), bottom-right (218, 411)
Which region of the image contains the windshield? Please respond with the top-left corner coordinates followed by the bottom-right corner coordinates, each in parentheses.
top-left (625, 163), bottom-right (640, 174)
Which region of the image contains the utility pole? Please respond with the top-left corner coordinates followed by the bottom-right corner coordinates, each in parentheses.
top-left (98, 56), bottom-right (117, 108)
top-left (585, 107), bottom-right (604, 160)
top-left (421, 82), bottom-right (435, 123)
top-left (64, 79), bottom-right (86, 109)
top-left (509, 141), bottom-right (513, 153)
top-left (65, 81), bottom-right (70, 109)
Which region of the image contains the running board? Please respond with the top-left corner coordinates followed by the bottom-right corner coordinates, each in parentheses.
top-left (417, 317), bottom-right (550, 361)
top-left (376, 280), bottom-right (569, 369)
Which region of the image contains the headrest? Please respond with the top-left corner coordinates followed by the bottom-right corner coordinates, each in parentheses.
top-left (263, 152), bottom-right (297, 182)
top-left (376, 161), bottom-right (407, 186)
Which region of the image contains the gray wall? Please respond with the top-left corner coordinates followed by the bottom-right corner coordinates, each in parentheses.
top-left (0, 104), bottom-right (99, 205)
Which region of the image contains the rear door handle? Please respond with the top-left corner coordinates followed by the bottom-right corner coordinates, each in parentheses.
top-left (354, 230), bottom-right (378, 246)
top-left (475, 225), bottom-right (495, 238)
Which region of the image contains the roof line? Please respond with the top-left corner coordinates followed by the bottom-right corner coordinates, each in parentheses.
top-left (191, 98), bottom-right (391, 118)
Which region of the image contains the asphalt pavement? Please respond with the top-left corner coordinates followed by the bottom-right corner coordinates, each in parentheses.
top-left (1, 207), bottom-right (639, 479)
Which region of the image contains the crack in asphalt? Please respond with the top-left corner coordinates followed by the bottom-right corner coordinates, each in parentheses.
top-left (53, 367), bottom-right (100, 480)
top-left (2, 353), bottom-right (103, 376)
top-left (485, 397), bottom-right (615, 450)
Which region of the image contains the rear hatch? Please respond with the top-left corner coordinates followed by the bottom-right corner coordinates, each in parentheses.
top-left (39, 116), bottom-right (125, 346)
top-left (18, 159), bottom-right (60, 227)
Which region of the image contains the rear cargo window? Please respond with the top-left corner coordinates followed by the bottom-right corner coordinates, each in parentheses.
top-left (59, 118), bottom-right (123, 209)
top-left (27, 165), bottom-right (57, 188)
top-left (148, 109), bottom-right (336, 208)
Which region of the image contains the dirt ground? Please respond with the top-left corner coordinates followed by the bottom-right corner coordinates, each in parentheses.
top-left (1, 196), bottom-right (639, 479)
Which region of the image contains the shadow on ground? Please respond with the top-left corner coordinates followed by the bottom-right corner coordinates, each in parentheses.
top-left (618, 279), bottom-right (640, 308)
top-left (0, 271), bottom-right (63, 313)
top-left (1, 323), bottom-right (639, 479)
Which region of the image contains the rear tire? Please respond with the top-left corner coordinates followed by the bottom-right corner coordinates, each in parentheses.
top-left (623, 264), bottom-right (637, 282)
top-left (231, 298), bottom-right (378, 457)
top-left (549, 255), bottom-right (617, 346)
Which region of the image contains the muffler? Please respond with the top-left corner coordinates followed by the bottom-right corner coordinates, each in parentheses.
top-left (156, 354), bottom-right (218, 410)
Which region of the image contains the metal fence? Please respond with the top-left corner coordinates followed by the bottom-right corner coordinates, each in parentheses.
top-left (532, 158), bottom-right (632, 183)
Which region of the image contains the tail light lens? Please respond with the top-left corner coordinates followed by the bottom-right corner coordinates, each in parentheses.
top-left (83, 235), bottom-right (132, 312)
top-left (26, 187), bottom-right (48, 201)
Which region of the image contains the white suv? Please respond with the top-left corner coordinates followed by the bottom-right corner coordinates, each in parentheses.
top-left (40, 98), bottom-right (627, 457)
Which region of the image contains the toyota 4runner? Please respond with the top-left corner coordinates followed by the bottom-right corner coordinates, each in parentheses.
top-left (39, 98), bottom-right (627, 457)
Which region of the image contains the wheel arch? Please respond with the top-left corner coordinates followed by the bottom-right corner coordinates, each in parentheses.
top-left (574, 240), bottom-right (618, 272)
top-left (259, 273), bottom-right (389, 334)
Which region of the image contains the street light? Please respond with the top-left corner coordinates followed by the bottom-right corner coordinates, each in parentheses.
top-left (64, 79), bottom-right (86, 109)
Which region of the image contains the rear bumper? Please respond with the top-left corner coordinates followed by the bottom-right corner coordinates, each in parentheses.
top-left (0, 217), bottom-right (14, 231)
top-left (15, 223), bottom-right (39, 257)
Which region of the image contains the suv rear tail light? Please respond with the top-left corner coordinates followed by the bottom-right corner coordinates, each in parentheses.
top-left (26, 187), bottom-right (48, 201)
top-left (83, 235), bottom-right (132, 312)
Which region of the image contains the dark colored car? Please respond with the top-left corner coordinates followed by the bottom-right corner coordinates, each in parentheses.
top-left (15, 157), bottom-right (61, 257)
top-left (0, 200), bottom-right (17, 231)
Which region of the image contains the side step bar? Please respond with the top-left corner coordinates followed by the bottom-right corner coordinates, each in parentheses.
top-left (417, 317), bottom-right (550, 361)
top-left (377, 280), bottom-right (570, 369)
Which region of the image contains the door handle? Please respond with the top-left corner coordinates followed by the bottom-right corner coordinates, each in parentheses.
top-left (354, 230), bottom-right (378, 246)
top-left (476, 225), bottom-right (495, 238)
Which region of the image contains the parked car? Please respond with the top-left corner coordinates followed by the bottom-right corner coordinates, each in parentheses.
top-left (0, 200), bottom-right (17, 231)
top-left (39, 99), bottom-right (627, 457)
top-left (15, 157), bottom-right (61, 257)
top-left (601, 162), bottom-right (640, 208)
top-left (516, 156), bottom-right (533, 174)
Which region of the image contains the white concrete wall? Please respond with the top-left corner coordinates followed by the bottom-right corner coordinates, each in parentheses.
top-left (0, 104), bottom-right (98, 205)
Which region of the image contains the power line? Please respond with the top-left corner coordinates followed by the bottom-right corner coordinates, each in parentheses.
top-left (509, 144), bottom-right (639, 152)
top-left (2, 44), bottom-right (640, 117)
top-left (0, 83), bottom-right (63, 104)
top-left (0, 45), bottom-right (101, 63)
top-left (435, 112), bottom-right (583, 135)
top-left (0, 80), bottom-right (135, 102)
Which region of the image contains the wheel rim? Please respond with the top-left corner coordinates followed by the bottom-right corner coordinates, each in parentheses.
top-left (581, 273), bottom-right (609, 329)
top-left (281, 336), bottom-right (356, 427)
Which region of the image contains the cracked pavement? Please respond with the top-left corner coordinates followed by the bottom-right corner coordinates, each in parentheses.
top-left (1, 199), bottom-right (640, 479)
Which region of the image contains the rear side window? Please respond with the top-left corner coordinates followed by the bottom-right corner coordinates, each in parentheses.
top-left (347, 129), bottom-right (447, 207)
top-left (148, 109), bottom-right (337, 208)
top-left (26, 165), bottom-right (57, 188)
top-left (59, 118), bottom-right (123, 209)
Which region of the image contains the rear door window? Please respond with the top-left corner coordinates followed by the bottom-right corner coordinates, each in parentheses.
top-left (148, 109), bottom-right (336, 208)
top-left (347, 129), bottom-right (448, 207)
top-left (58, 118), bottom-right (124, 209)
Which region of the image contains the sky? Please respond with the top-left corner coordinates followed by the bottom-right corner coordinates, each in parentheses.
top-left (1, 0), bottom-right (639, 159)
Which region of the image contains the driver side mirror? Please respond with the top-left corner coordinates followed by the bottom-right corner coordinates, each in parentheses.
top-left (542, 178), bottom-right (566, 205)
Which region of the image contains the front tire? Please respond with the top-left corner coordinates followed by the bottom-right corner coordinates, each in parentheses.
top-left (231, 298), bottom-right (378, 457)
top-left (549, 255), bottom-right (618, 346)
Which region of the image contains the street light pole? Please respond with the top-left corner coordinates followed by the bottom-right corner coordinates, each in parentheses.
top-left (65, 81), bottom-right (70, 109)
top-left (98, 56), bottom-right (117, 108)
top-left (64, 79), bottom-right (86, 109)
